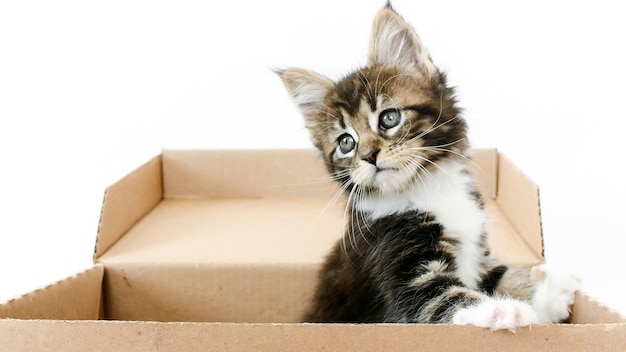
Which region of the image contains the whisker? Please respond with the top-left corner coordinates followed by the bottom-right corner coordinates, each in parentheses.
top-left (400, 155), bottom-right (438, 188)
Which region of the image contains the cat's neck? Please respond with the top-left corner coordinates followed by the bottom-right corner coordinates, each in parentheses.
top-left (353, 159), bottom-right (486, 237)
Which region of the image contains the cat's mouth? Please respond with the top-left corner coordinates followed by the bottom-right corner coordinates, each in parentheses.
top-left (371, 166), bottom-right (400, 183)
top-left (374, 167), bottom-right (398, 174)
top-left (356, 164), bottom-right (398, 183)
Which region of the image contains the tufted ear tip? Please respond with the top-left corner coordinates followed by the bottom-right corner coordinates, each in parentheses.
top-left (368, 5), bottom-right (438, 76)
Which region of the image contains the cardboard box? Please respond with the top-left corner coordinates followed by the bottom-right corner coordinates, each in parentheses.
top-left (1, 149), bottom-right (624, 351)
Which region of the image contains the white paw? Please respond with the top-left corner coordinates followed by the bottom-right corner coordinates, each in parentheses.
top-left (531, 265), bottom-right (581, 323)
top-left (453, 298), bottom-right (538, 331)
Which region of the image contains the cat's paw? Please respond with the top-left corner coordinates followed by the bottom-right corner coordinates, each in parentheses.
top-left (531, 264), bottom-right (581, 323)
top-left (452, 298), bottom-right (538, 332)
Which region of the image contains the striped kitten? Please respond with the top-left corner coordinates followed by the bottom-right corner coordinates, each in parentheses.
top-left (279, 4), bottom-right (579, 330)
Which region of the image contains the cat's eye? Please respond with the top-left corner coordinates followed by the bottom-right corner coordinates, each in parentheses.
top-left (379, 109), bottom-right (401, 130)
top-left (338, 134), bottom-right (356, 154)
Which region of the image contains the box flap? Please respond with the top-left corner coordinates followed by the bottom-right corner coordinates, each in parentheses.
top-left (95, 156), bottom-right (163, 260)
top-left (495, 153), bottom-right (545, 262)
top-left (0, 265), bottom-right (103, 320)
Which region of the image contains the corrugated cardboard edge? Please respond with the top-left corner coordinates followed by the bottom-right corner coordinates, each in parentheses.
top-left (573, 292), bottom-right (626, 324)
top-left (0, 320), bottom-right (625, 352)
top-left (94, 155), bottom-right (163, 260)
top-left (0, 265), bottom-right (103, 320)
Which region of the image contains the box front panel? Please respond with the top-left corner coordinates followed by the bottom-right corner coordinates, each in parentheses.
top-left (104, 263), bottom-right (317, 323)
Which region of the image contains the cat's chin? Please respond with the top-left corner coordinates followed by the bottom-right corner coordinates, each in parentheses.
top-left (355, 166), bottom-right (415, 196)
top-left (379, 170), bottom-right (412, 193)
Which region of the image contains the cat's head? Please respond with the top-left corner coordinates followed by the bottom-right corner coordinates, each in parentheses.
top-left (279, 5), bottom-right (467, 196)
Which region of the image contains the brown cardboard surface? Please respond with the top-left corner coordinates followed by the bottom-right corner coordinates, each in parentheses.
top-left (95, 155), bottom-right (163, 259)
top-left (1, 148), bottom-right (625, 350)
top-left (496, 153), bottom-right (545, 259)
top-left (483, 201), bottom-right (543, 266)
top-left (161, 149), bottom-right (338, 199)
top-left (103, 262), bottom-right (317, 322)
top-left (1, 320), bottom-right (625, 352)
top-left (99, 198), bottom-right (343, 264)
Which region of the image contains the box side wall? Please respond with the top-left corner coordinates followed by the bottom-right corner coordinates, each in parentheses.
top-left (495, 153), bottom-right (545, 261)
top-left (95, 155), bottom-right (163, 259)
top-left (161, 149), bottom-right (339, 199)
top-left (0, 265), bottom-right (103, 320)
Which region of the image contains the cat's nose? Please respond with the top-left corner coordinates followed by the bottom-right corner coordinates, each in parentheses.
top-left (361, 149), bottom-right (380, 165)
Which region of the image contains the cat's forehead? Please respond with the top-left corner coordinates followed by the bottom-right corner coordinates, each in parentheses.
top-left (330, 66), bottom-right (434, 116)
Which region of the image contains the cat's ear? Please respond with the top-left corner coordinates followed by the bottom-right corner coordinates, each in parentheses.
top-left (278, 68), bottom-right (334, 122)
top-left (368, 6), bottom-right (437, 76)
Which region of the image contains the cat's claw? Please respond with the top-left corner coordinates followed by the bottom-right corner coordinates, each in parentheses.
top-left (453, 299), bottom-right (538, 332)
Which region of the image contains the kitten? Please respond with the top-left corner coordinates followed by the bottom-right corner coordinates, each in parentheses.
top-left (279, 3), bottom-right (580, 330)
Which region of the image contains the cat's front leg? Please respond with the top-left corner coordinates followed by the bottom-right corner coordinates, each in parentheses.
top-left (452, 298), bottom-right (538, 331)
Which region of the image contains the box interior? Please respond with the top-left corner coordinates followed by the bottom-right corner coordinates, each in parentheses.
top-left (94, 149), bottom-right (545, 323)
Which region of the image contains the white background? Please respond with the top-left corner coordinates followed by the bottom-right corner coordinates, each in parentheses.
top-left (1, 0), bottom-right (625, 316)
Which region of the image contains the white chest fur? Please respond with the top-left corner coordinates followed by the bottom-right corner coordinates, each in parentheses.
top-left (356, 160), bottom-right (487, 289)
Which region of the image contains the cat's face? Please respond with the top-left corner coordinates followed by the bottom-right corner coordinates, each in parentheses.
top-left (280, 6), bottom-right (467, 196)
